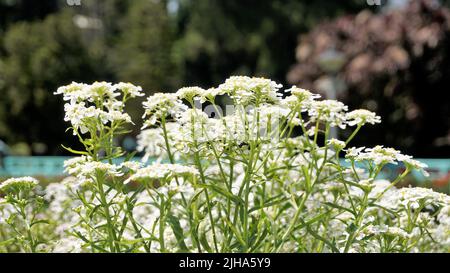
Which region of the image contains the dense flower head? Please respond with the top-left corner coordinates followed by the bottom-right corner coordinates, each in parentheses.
top-left (54, 82), bottom-right (89, 102)
top-left (199, 88), bottom-right (226, 103)
top-left (346, 145), bottom-right (400, 165)
top-left (0, 177), bottom-right (39, 193)
top-left (346, 109), bottom-right (381, 126)
top-left (288, 86), bottom-right (321, 102)
top-left (114, 82), bottom-right (144, 98)
top-left (124, 163), bottom-right (199, 185)
top-left (56, 82), bottom-right (136, 136)
top-left (327, 138), bottom-right (346, 150)
top-left (84, 82), bottom-right (120, 102)
top-left (217, 76), bottom-right (283, 105)
top-left (175, 86), bottom-right (205, 102)
top-left (362, 224), bottom-right (411, 239)
top-left (63, 156), bottom-right (122, 186)
top-left (308, 100), bottom-right (348, 129)
top-left (398, 187), bottom-right (450, 208)
top-left (142, 93), bottom-right (187, 128)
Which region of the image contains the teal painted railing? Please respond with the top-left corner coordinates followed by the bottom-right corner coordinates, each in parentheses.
top-left (0, 156), bottom-right (449, 182)
top-left (0, 156), bottom-right (144, 177)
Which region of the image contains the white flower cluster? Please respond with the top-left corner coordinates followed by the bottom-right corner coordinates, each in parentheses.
top-left (362, 224), bottom-right (412, 239)
top-left (0, 177), bottom-right (39, 193)
top-left (2, 76), bottom-right (446, 254)
top-left (55, 81), bottom-right (143, 135)
top-left (308, 100), bottom-right (348, 129)
top-left (217, 76), bottom-right (283, 105)
top-left (142, 93), bottom-right (187, 128)
top-left (125, 163), bottom-right (199, 184)
top-left (63, 156), bottom-right (122, 186)
top-left (398, 187), bottom-right (450, 209)
top-left (346, 109), bottom-right (381, 126)
top-left (345, 145), bottom-right (428, 172)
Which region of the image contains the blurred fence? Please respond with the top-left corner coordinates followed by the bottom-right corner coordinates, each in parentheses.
top-left (0, 156), bottom-right (449, 183)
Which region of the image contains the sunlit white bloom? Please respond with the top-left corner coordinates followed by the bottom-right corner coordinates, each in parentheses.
top-left (282, 86), bottom-right (321, 112)
top-left (120, 161), bottom-right (143, 173)
top-left (63, 102), bottom-right (106, 134)
top-left (52, 238), bottom-right (83, 253)
top-left (137, 128), bottom-right (166, 161)
top-left (398, 187), bottom-right (450, 208)
top-left (177, 108), bottom-right (209, 125)
top-left (106, 110), bottom-right (133, 124)
top-left (217, 76), bottom-right (283, 105)
top-left (0, 177), bottom-right (39, 193)
top-left (64, 156), bottom-right (92, 175)
top-left (199, 88), bottom-right (226, 103)
top-left (345, 146), bottom-right (366, 160)
top-left (349, 145), bottom-right (401, 165)
top-left (288, 86), bottom-right (321, 101)
top-left (176, 86), bottom-right (205, 102)
top-left (363, 224), bottom-right (411, 239)
top-left (54, 82), bottom-right (89, 102)
top-left (124, 163), bottom-right (199, 184)
top-left (142, 93), bottom-right (187, 128)
top-left (115, 82), bottom-right (144, 98)
top-left (84, 81), bottom-right (119, 102)
top-left (327, 138), bottom-right (346, 150)
top-left (308, 100), bottom-right (348, 129)
top-left (397, 155), bottom-right (429, 177)
top-left (78, 161), bottom-right (123, 178)
top-left (346, 109), bottom-right (381, 126)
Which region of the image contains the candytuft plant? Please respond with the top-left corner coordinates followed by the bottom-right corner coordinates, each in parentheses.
top-left (0, 77), bottom-right (448, 253)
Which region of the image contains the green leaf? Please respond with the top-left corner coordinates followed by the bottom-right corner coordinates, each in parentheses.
top-left (61, 144), bottom-right (89, 155)
top-left (167, 214), bottom-right (189, 252)
top-left (324, 202), bottom-right (355, 215)
top-left (222, 216), bottom-right (247, 249)
top-left (30, 219), bottom-right (49, 227)
top-left (199, 231), bottom-right (212, 253)
top-left (0, 238), bottom-right (16, 247)
top-left (200, 184), bottom-right (244, 205)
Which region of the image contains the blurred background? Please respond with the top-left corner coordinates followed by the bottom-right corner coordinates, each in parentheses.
top-left (0, 0), bottom-right (449, 190)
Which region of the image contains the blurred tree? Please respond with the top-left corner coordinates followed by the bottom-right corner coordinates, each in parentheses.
top-left (287, 0), bottom-right (450, 157)
top-left (0, 0), bottom-right (58, 31)
top-left (111, 0), bottom-right (177, 93)
top-left (0, 11), bottom-right (102, 155)
top-left (107, 0), bottom-right (178, 128)
top-left (173, 0), bottom-right (368, 87)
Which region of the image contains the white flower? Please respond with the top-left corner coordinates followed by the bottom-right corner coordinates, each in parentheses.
top-left (142, 93), bottom-right (187, 128)
top-left (0, 177), bottom-right (39, 193)
top-left (106, 110), bottom-right (133, 124)
top-left (345, 146), bottom-right (366, 160)
top-left (120, 161), bottom-right (143, 173)
top-left (363, 224), bottom-right (411, 239)
top-left (115, 82), bottom-right (144, 98)
top-left (398, 187), bottom-right (450, 208)
top-left (125, 163), bottom-right (199, 184)
top-left (78, 161), bottom-right (123, 178)
top-left (199, 88), bottom-right (225, 103)
top-left (84, 81), bottom-right (119, 102)
top-left (308, 100), bottom-right (348, 129)
top-left (217, 76), bottom-right (283, 105)
top-left (52, 238), bottom-right (83, 253)
top-left (397, 155), bottom-right (429, 177)
top-left (283, 86), bottom-right (321, 111)
top-left (176, 86), bottom-right (205, 102)
top-left (63, 156), bottom-right (92, 175)
top-left (137, 128), bottom-right (166, 161)
top-left (346, 109), bottom-right (381, 126)
top-left (327, 138), bottom-right (346, 150)
top-left (350, 145), bottom-right (402, 165)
